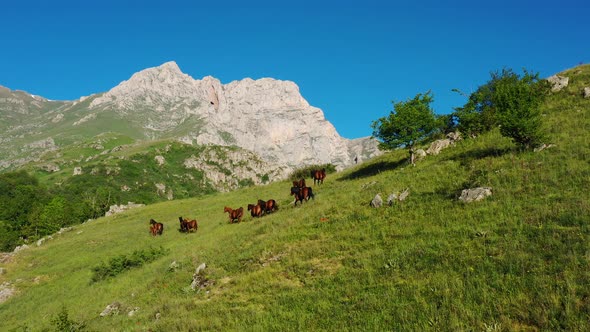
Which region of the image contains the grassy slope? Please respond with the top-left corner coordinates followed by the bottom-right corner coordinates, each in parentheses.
top-left (1, 66), bottom-right (589, 331)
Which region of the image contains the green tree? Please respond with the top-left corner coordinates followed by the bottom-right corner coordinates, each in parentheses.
top-left (452, 82), bottom-right (498, 138)
top-left (492, 69), bottom-right (550, 149)
top-left (371, 91), bottom-right (437, 165)
top-left (33, 196), bottom-right (70, 236)
top-left (453, 68), bottom-right (549, 148)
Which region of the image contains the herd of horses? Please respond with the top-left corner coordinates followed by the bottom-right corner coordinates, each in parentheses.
top-left (149, 168), bottom-right (326, 234)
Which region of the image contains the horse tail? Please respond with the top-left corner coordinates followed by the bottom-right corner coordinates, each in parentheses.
top-left (309, 187), bottom-right (315, 199)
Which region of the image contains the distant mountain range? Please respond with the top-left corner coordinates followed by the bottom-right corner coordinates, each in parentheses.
top-left (0, 62), bottom-right (380, 181)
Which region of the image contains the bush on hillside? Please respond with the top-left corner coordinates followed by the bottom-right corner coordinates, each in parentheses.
top-left (454, 68), bottom-right (550, 148)
top-left (91, 246), bottom-right (169, 282)
top-left (492, 69), bottom-right (550, 149)
top-left (50, 306), bottom-right (87, 332)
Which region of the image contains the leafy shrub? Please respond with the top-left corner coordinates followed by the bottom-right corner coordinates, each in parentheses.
top-left (50, 306), bottom-right (86, 331)
top-left (453, 67), bottom-right (549, 148)
top-left (91, 246), bottom-right (169, 282)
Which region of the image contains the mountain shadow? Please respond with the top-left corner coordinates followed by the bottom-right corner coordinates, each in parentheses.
top-left (339, 158), bottom-right (407, 181)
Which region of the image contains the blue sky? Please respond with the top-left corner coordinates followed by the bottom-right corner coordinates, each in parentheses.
top-left (1, 0), bottom-right (588, 139)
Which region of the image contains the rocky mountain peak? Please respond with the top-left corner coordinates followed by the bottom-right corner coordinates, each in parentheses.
top-left (89, 61), bottom-right (200, 109)
top-left (85, 61), bottom-right (381, 170)
top-left (1, 61), bottom-right (381, 173)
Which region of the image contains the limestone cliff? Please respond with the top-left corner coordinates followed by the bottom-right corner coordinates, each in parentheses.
top-left (88, 61), bottom-right (380, 171)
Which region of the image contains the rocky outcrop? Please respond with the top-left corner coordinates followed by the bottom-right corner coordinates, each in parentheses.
top-left (104, 202), bottom-right (145, 217)
top-left (26, 137), bottom-right (57, 150)
top-left (547, 75), bottom-right (569, 92)
top-left (190, 263), bottom-right (211, 290)
top-left (426, 139), bottom-right (452, 155)
top-left (39, 163), bottom-right (60, 172)
top-left (100, 302), bottom-right (121, 317)
top-left (89, 61), bottom-right (381, 171)
top-left (0, 282), bottom-right (16, 304)
top-left (73, 113), bottom-right (97, 126)
top-left (183, 146), bottom-right (286, 192)
top-left (154, 155), bottom-right (165, 166)
top-left (583, 87), bottom-right (590, 98)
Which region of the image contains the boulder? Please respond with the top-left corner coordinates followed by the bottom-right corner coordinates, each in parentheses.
top-left (446, 131), bottom-right (462, 142)
top-left (387, 193), bottom-right (398, 206)
top-left (459, 187), bottom-right (492, 203)
top-left (534, 143), bottom-right (556, 152)
top-left (128, 307), bottom-right (140, 317)
top-left (370, 194), bottom-right (383, 208)
top-left (154, 155), bottom-right (165, 166)
top-left (387, 189), bottom-right (409, 205)
top-left (73, 167), bottom-right (83, 175)
top-left (39, 163), bottom-right (60, 173)
top-left (547, 75), bottom-right (569, 92)
top-left (426, 139), bottom-right (452, 155)
top-left (100, 302), bottom-right (121, 317)
top-left (155, 183), bottom-right (166, 196)
top-left (398, 188), bottom-right (410, 202)
top-left (13, 244), bottom-right (29, 253)
top-left (414, 149), bottom-right (427, 160)
top-left (169, 261), bottom-right (180, 272)
top-left (583, 87), bottom-right (590, 98)
top-left (0, 282), bottom-right (16, 304)
top-left (191, 263), bottom-right (211, 290)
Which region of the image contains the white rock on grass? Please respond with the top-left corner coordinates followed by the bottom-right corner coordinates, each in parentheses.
top-left (459, 187), bottom-right (492, 203)
top-left (547, 75), bottom-right (569, 92)
top-left (370, 194), bottom-right (383, 208)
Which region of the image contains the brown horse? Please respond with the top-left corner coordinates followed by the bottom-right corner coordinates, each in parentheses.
top-left (264, 199), bottom-right (278, 213)
top-left (292, 178), bottom-right (306, 188)
top-left (224, 206), bottom-right (244, 223)
top-left (290, 187), bottom-right (314, 206)
top-left (257, 199), bottom-right (267, 216)
top-left (179, 216), bottom-right (198, 233)
top-left (149, 219), bottom-right (164, 236)
top-left (248, 203), bottom-right (263, 218)
top-left (311, 168), bottom-right (326, 185)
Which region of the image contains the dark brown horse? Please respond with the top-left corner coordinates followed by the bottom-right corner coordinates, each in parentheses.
top-left (292, 178), bottom-right (306, 188)
top-left (178, 216), bottom-right (188, 232)
top-left (290, 187), bottom-right (314, 206)
top-left (149, 219), bottom-right (164, 236)
top-left (224, 206), bottom-right (244, 223)
top-left (248, 203), bottom-right (263, 218)
top-left (264, 199), bottom-right (278, 213)
top-left (257, 199), bottom-right (267, 216)
top-left (311, 168), bottom-right (326, 185)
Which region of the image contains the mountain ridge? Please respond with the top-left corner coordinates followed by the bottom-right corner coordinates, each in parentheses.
top-left (0, 61), bottom-right (380, 175)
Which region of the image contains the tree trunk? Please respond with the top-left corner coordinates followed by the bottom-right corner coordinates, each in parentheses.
top-left (409, 147), bottom-right (416, 166)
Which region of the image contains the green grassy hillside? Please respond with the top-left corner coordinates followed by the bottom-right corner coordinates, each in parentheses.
top-left (0, 66), bottom-right (589, 331)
